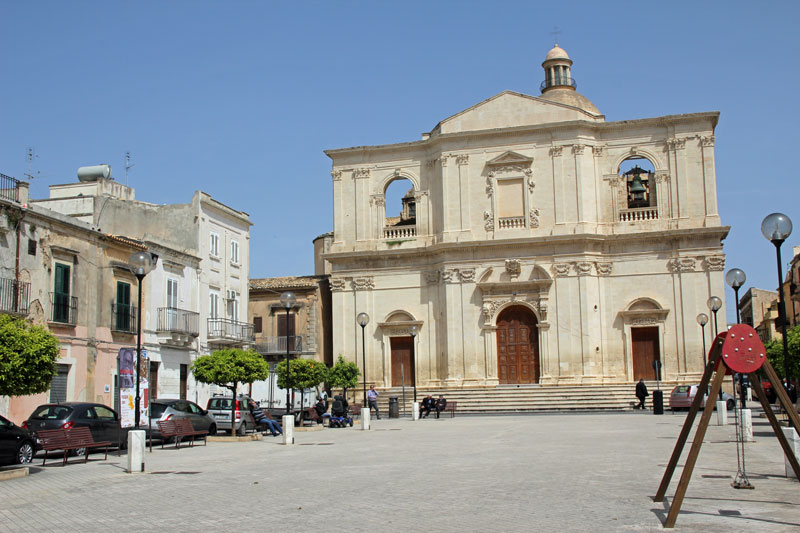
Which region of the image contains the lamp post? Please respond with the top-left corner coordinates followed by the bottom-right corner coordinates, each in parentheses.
top-left (357, 312), bottom-right (369, 408)
top-left (707, 296), bottom-right (722, 338)
top-left (410, 325), bottom-right (418, 403)
top-left (280, 291), bottom-right (296, 415)
top-left (725, 268), bottom-right (747, 324)
top-left (696, 313), bottom-right (708, 367)
top-left (761, 213), bottom-right (793, 384)
top-left (129, 250), bottom-right (156, 428)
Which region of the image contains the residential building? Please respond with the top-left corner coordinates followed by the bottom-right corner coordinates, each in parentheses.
top-left (322, 45), bottom-right (728, 392)
top-left (739, 287), bottom-right (779, 344)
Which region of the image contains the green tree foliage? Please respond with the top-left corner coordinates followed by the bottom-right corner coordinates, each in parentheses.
top-left (764, 325), bottom-right (800, 382)
top-left (0, 314), bottom-right (60, 397)
top-left (191, 349), bottom-right (269, 433)
top-left (275, 358), bottom-right (328, 413)
top-left (327, 355), bottom-right (360, 396)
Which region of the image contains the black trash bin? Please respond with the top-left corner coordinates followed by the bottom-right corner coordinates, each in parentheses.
top-left (653, 390), bottom-right (664, 415)
top-left (388, 397), bottom-right (399, 418)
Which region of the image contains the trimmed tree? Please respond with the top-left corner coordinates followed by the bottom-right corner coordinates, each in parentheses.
top-left (327, 355), bottom-right (360, 401)
top-left (764, 324), bottom-right (800, 388)
top-left (191, 348), bottom-right (269, 434)
top-left (275, 358), bottom-right (328, 416)
top-left (0, 314), bottom-right (60, 397)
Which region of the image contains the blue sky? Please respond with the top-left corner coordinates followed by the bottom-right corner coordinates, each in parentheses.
top-left (2, 1), bottom-right (798, 323)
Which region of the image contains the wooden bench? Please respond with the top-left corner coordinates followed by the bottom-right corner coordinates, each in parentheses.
top-left (37, 427), bottom-right (111, 466)
top-left (156, 419), bottom-right (208, 448)
top-left (349, 403), bottom-right (362, 418)
top-left (441, 400), bottom-right (456, 418)
top-left (302, 407), bottom-right (324, 426)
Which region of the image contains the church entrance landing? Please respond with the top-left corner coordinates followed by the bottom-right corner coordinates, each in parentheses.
top-left (496, 306), bottom-right (539, 384)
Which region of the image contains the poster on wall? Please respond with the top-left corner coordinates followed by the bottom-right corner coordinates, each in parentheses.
top-left (118, 347), bottom-right (149, 428)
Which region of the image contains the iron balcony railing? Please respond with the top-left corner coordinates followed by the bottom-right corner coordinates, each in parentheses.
top-left (540, 77), bottom-right (578, 92)
top-left (50, 293), bottom-right (77, 325)
top-left (0, 173), bottom-right (20, 203)
top-left (158, 307), bottom-right (200, 336)
top-left (207, 317), bottom-right (254, 344)
top-left (253, 336), bottom-right (303, 355)
top-left (0, 278), bottom-right (30, 315)
top-left (111, 303), bottom-right (137, 334)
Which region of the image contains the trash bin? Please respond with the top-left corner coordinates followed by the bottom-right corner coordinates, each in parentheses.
top-left (653, 390), bottom-right (664, 415)
top-left (388, 397), bottom-right (399, 418)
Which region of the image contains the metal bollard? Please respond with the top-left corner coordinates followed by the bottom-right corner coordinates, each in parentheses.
top-left (127, 430), bottom-right (146, 473)
top-left (282, 415), bottom-right (294, 445)
top-left (362, 406), bottom-right (370, 430)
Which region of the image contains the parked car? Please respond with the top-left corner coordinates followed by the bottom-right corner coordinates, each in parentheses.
top-left (0, 414), bottom-right (37, 466)
top-left (146, 399), bottom-right (216, 440)
top-left (669, 385), bottom-right (735, 411)
top-left (206, 395), bottom-right (256, 435)
top-left (23, 402), bottom-right (127, 453)
top-left (751, 377), bottom-right (777, 403)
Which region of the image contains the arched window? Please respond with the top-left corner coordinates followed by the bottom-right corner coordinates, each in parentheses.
top-left (384, 178), bottom-right (416, 238)
top-left (619, 157), bottom-right (656, 210)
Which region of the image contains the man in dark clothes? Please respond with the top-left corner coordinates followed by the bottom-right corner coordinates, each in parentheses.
top-left (434, 395), bottom-right (447, 419)
top-left (636, 379), bottom-right (649, 410)
top-left (420, 395), bottom-right (435, 418)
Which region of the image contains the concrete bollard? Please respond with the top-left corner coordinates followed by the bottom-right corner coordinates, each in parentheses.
top-left (746, 387), bottom-right (752, 403)
top-left (362, 406), bottom-right (370, 430)
top-left (412, 402), bottom-right (420, 421)
top-left (740, 409), bottom-right (753, 442)
top-left (282, 415), bottom-right (295, 445)
top-left (127, 430), bottom-right (146, 473)
top-left (714, 401), bottom-right (727, 426)
top-left (782, 427), bottom-right (800, 480)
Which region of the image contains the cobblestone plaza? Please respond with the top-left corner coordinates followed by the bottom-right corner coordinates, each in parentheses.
top-left (1, 412), bottom-right (798, 532)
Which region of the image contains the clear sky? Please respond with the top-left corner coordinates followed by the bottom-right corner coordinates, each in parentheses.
top-left (2, 1), bottom-right (798, 323)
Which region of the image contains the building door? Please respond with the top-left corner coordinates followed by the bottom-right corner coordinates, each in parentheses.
top-left (278, 313), bottom-right (296, 352)
top-left (53, 263), bottom-right (70, 323)
top-left (390, 337), bottom-right (414, 387)
top-left (496, 306), bottom-right (539, 384)
top-left (631, 327), bottom-right (660, 380)
top-left (116, 281), bottom-right (131, 331)
top-left (149, 361), bottom-right (159, 399)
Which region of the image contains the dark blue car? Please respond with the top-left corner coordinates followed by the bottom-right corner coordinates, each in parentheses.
top-left (0, 414), bottom-right (37, 465)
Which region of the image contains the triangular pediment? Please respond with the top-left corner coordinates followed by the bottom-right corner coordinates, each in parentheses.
top-left (487, 151), bottom-right (533, 167)
top-left (432, 90), bottom-right (603, 136)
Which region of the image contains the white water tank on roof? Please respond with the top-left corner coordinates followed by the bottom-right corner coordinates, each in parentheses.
top-left (77, 164), bottom-right (112, 182)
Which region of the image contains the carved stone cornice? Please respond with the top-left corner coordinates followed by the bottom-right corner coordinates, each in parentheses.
top-left (424, 270), bottom-right (439, 285)
top-left (425, 159), bottom-right (436, 169)
top-left (667, 258), bottom-right (696, 273)
top-left (654, 172), bottom-right (670, 184)
top-left (352, 276), bottom-right (375, 290)
top-left (592, 145), bottom-right (607, 157)
top-left (456, 154), bottom-right (470, 166)
top-left (632, 318), bottom-right (658, 326)
top-left (330, 278), bottom-right (346, 292)
top-left (440, 155), bottom-right (450, 167)
top-left (441, 269), bottom-right (458, 284)
top-left (370, 195), bottom-right (385, 207)
top-left (572, 144), bottom-right (585, 155)
top-left (701, 135), bottom-right (715, 147)
top-left (331, 170), bottom-right (343, 181)
top-left (667, 138), bottom-right (686, 151)
top-left (575, 262), bottom-right (593, 276)
top-left (596, 263), bottom-right (612, 276)
top-left (552, 263), bottom-right (571, 277)
top-left (703, 255), bottom-right (725, 272)
top-left (481, 297), bottom-right (548, 323)
top-left (549, 146), bottom-right (563, 157)
top-left (354, 168), bottom-right (371, 179)
top-left (459, 269), bottom-right (476, 283)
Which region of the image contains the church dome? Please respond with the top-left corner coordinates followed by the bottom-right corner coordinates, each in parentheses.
top-left (545, 45), bottom-right (570, 61)
top-left (540, 89), bottom-right (601, 116)
top-left (539, 45), bottom-right (601, 116)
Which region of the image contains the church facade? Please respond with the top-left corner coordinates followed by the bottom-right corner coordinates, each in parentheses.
top-left (323, 46), bottom-right (728, 390)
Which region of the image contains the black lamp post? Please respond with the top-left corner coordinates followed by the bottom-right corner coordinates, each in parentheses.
top-left (696, 313), bottom-right (708, 367)
top-left (280, 291), bottom-right (296, 415)
top-left (129, 250), bottom-right (156, 428)
top-left (726, 268), bottom-right (747, 324)
top-left (762, 212), bottom-right (793, 384)
top-left (410, 325), bottom-right (418, 403)
top-left (357, 312), bottom-right (369, 408)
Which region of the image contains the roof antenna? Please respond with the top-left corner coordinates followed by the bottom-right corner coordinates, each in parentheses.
top-left (24, 147), bottom-right (40, 181)
top-left (125, 151), bottom-right (135, 186)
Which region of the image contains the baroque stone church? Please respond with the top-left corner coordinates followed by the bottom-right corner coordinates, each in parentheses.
top-left (322, 45), bottom-right (728, 390)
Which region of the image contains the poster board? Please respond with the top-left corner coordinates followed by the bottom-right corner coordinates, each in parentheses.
top-left (118, 347), bottom-right (149, 428)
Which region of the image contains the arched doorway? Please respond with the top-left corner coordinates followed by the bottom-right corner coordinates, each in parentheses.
top-left (496, 306), bottom-right (540, 384)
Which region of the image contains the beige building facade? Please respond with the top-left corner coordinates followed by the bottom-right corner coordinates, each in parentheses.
top-left (323, 46), bottom-right (729, 391)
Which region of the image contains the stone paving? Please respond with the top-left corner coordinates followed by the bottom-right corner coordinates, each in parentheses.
top-left (0, 410), bottom-right (798, 532)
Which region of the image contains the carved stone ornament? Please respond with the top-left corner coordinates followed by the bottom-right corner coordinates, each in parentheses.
top-left (370, 195), bottom-right (385, 207)
top-left (573, 144), bottom-right (585, 155)
top-left (529, 208), bottom-right (540, 228)
top-left (605, 175), bottom-right (621, 187)
top-left (440, 155), bottom-right (449, 167)
top-left (440, 269), bottom-right (457, 283)
top-left (655, 173), bottom-right (670, 184)
top-left (331, 170), bottom-right (343, 181)
top-left (592, 145), bottom-right (607, 157)
top-left (527, 176), bottom-right (535, 192)
top-left (352, 276), bottom-right (375, 290)
top-left (667, 138), bottom-right (686, 151)
top-left (505, 259), bottom-right (521, 277)
top-left (701, 136), bottom-right (715, 147)
top-left (486, 176), bottom-right (494, 196)
top-left (703, 255), bottom-right (725, 272)
top-left (414, 190), bottom-right (428, 201)
top-left (632, 318), bottom-right (658, 326)
top-left (549, 146), bottom-right (563, 157)
top-left (484, 210), bottom-right (494, 231)
top-left (575, 262), bottom-right (593, 276)
top-left (596, 263), bottom-right (613, 276)
top-left (425, 159), bottom-right (436, 169)
top-left (424, 270), bottom-right (439, 284)
top-left (552, 263), bottom-right (571, 277)
top-left (630, 146), bottom-right (639, 156)
top-left (668, 258), bottom-right (697, 273)
top-left (330, 278), bottom-right (347, 291)
top-left (354, 168), bottom-right (371, 179)
top-left (458, 269), bottom-right (476, 283)
top-left (456, 154), bottom-right (470, 166)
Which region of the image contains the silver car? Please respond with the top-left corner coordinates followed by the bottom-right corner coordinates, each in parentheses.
top-left (147, 399), bottom-right (217, 440)
top-left (206, 395), bottom-right (256, 435)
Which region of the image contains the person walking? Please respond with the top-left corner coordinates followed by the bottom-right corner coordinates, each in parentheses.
top-left (368, 385), bottom-right (381, 419)
top-left (635, 379), bottom-right (649, 410)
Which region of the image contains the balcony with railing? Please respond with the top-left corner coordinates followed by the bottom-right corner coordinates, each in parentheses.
top-left (157, 307), bottom-right (200, 348)
top-left (111, 303), bottom-right (137, 334)
top-left (50, 293), bottom-right (77, 325)
top-left (0, 173), bottom-right (20, 203)
top-left (253, 336), bottom-right (303, 356)
top-left (383, 225), bottom-right (417, 239)
top-left (498, 216), bottom-right (526, 230)
top-left (207, 317), bottom-right (255, 345)
top-left (0, 278), bottom-right (30, 315)
top-left (618, 207), bottom-right (658, 222)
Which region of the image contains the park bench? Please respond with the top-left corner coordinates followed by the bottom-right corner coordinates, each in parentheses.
top-left (302, 407), bottom-right (324, 426)
top-left (156, 419), bottom-right (208, 448)
top-left (37, 427), bottom-right (111, 466)
top-left (349, 403), bottom-right (362, 418)
top-left (441, 400), bottom-right (456, 418)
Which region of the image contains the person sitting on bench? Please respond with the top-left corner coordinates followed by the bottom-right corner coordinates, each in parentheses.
top-left (434, 395), bottom-right (447, 419)
top-left (420, 395), bottom-right (435, 418)
top-left (249, 400), bottom-right (282, 436)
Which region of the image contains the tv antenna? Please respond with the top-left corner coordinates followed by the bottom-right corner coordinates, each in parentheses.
top-left (24, 147), bottom-right (40, 181)
top-left (125, 151), bottom-right (135, 186)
